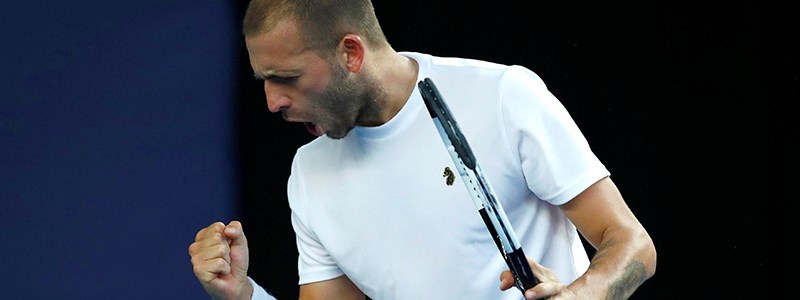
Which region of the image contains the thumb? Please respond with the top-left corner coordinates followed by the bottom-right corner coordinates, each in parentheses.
top-left (224, 220), bottom-right (248, 247)
top-left (224, 220), bottom-right (250, 280)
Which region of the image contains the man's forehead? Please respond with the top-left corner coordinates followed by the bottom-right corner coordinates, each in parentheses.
top-left (249, 26), bottom-right (303, 49)
top-left (246, 21), bottom-right (310, 74)
top-left (269, 19), bottom-right (301, 40)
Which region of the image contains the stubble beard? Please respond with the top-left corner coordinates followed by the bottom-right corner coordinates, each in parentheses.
top-left (314, 65), bottom-right (386, 140)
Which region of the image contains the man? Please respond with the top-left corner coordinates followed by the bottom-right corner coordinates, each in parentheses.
top-left (188, 0), bottom-right (657, 299)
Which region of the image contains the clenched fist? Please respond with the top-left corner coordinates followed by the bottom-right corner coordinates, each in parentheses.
top-left (189, 221), bottom-right (253, 300)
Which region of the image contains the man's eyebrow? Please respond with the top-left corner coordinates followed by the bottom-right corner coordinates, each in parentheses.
top-left (253, 70), bottom-right (276, 80)
top-left (253, 70), bottom-right (299, 80)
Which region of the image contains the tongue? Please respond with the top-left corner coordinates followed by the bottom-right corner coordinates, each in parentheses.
top-left (305, 122), bottom-right (323, 137)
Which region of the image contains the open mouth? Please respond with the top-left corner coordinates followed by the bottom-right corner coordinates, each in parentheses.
top-left (304, 122), bottom-right (323, 137)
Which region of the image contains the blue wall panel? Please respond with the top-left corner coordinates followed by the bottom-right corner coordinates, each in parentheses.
top-left (1, 1), bottom-right (239, 298)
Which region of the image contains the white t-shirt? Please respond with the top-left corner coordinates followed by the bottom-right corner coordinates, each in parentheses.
top-left (251, 52), bottom-right (609, 299)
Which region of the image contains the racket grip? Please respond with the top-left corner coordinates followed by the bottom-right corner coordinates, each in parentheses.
top-left (508, 247), bottom-right (540, 292)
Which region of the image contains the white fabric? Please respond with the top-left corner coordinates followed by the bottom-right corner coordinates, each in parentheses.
top-left (273, 52), bottom-right (609, 299)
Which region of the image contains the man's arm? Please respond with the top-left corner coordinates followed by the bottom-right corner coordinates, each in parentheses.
top-left (560, 176), bottom-right (657, 299)
top-left (299, 275), bottom-right (365, 300)
top-left (499, 176), bottom-right (656, 299)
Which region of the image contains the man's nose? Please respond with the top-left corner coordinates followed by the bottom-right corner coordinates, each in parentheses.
top-left (264, 81), bottom-right (290, 113)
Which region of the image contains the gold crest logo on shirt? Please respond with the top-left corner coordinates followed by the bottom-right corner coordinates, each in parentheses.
top-left (443, 166), bottom-right (455, 186)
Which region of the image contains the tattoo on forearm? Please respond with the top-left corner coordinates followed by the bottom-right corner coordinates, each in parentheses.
top-left (587, 240), bottom-right (648, 299)
top-left (606, 260), bottom-right (647, 300)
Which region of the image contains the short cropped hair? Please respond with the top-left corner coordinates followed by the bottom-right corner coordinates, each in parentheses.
top-left (243, 0), bottom-right (389, 54)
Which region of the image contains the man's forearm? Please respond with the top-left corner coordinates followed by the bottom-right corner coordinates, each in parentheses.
top-left (567, 230), bottom-right (656, 299)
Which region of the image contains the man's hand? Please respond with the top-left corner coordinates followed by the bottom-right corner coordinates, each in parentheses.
top-left (189, 221), bottom-right (253, 300)
top-left (499, 257), bottom-right (575, 300)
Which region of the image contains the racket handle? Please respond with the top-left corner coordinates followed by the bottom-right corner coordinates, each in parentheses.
top-left (507, 247), bottom-right (540, 292)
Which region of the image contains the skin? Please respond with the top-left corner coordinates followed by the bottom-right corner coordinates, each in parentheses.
top-left (245, 19), bottom-right (414, 140)
top-left (189, 221), bottom-right (253, 300)
top-left (189, 16), bottom-right (656, 300)
top-left (499, 177), bottom-right (657, 299)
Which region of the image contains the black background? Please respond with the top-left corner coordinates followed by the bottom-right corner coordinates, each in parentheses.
top-left (234, 1), bottom-right (797, 299)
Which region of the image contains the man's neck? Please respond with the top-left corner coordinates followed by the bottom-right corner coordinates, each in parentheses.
top-left (376, 51), bottom-right (419, 125)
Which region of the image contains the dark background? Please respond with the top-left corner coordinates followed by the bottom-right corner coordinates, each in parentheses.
top-left (1, 0), bottom-right (796, 299)
top-left (1, 1), bottom-right (240, 299)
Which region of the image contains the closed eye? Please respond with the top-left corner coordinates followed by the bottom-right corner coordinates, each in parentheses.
top-left (265, 75), bottom-right (298, 85)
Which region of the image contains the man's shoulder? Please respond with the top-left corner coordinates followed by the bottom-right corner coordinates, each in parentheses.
top-left (403, 51), bottom-right (509, 70)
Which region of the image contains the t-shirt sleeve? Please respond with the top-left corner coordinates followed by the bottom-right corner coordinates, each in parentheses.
top-left (499, 66), bottom-right (610, 205)
top-left (287, 155), bottom-right (346, 285)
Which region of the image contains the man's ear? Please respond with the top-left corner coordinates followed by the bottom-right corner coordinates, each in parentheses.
top-left (339, 34), bottom-right (364, 73)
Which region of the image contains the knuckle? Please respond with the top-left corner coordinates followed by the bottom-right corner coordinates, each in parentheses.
top-left (212, 221), bottom-right (225, 230)
top-left (188, 242), bottom-right (198, 255)
top-left (211, 232), bottom-right (224, 242)
top-left (207, 244), bottom-right (225, 258)
top-left (192, 264), bottom-right (203, 276)
top-left (190, 255), bottom-right (201, 266)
